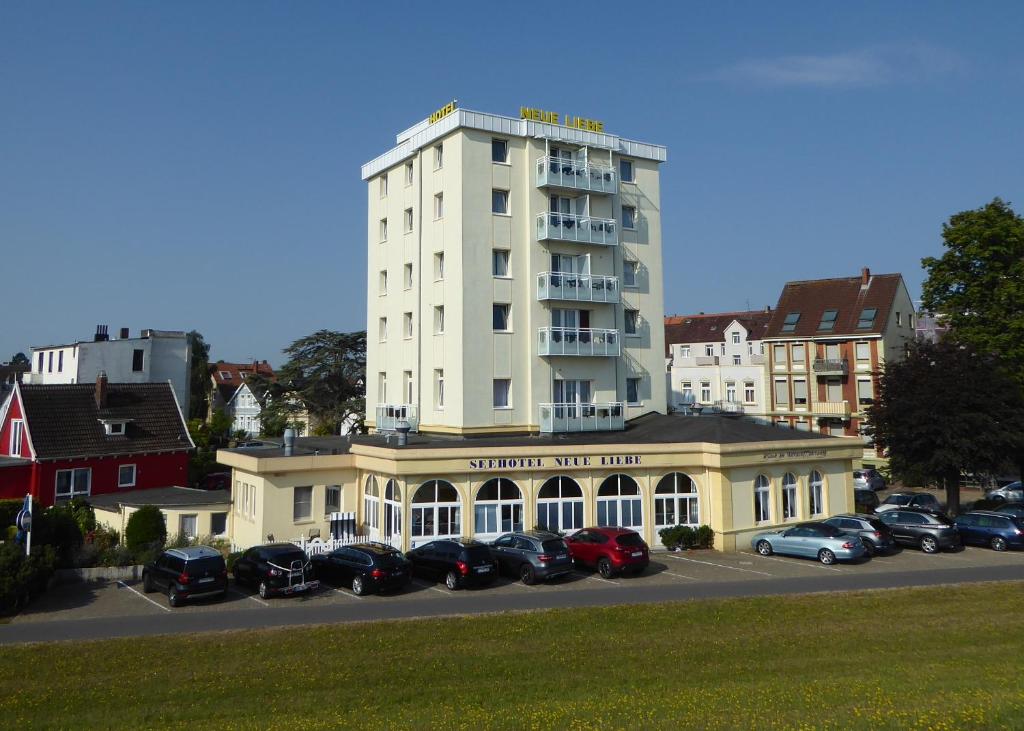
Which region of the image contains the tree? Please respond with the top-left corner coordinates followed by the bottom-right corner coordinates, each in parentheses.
top-left (124, 505), bottom-right (167, 550)
top-left (9, 352), bottom-right (29, 366)
top-left (921, 198), bottom-right (1024, 386)
top-left (265, 330), bottom-right (366, 435)
top-left (865, 340), bottom-right (1024, 515)
top-left (187, 331), bottom-right (213, 420)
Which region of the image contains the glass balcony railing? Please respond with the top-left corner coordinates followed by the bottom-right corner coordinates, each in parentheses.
top-left (539, 402), bottom-right (625, 433)
top-left (536, 212), bottom-right (617, 246)
top-left (375, 404), bottom-right (418, 432)
top-left (537, 272), bottom-right (619, 303)
top-left (812, 359), bottom-right (849, 376)
top-left (538, 327), bottom-right (620, 357)
top-left (536, 156), bottom-right (617, 194)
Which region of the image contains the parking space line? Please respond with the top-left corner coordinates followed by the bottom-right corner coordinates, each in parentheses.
top-left (577, 572), bottom-right (620, 586)
top-left (750, 554), bottom-right (843, 572)
top-left (503, 580), bottom-right (538, 590)
top-left (663, 571), bottom-right (698, 581)
top-left (229, 587), bottom-right (270, 607)
top-left (333, 588), bottom-right (363, 600)
top-left (412, 579), bottom-right (451, 596)
top-left (666, 554), bottom-right (772, 576)
top-left (116, 581), bottom-right (171, 613)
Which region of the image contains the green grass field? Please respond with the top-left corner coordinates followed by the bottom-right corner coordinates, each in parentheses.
top-left (1, 582), bottom-right (1022, 730)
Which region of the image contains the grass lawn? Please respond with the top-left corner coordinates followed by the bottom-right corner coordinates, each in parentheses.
top-left (1, 582), bottom-right (1022, 730)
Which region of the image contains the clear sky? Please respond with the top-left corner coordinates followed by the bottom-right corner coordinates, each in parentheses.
top-left (2, 2), bottom-right (1022, 365)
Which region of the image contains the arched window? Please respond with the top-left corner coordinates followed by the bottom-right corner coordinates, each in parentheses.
top-left (596, 474), bottom-right (642, 529)
top-left (383, 479), bottom-right (402, 539)
top-left (754, 475), bottom-right (770, 523)
top-left (363, 476), bottom-right (380, 530)
top-left (411, 480), bottom-right (461, 539)
top-left (782, 473), bottom-right (798, 520)
top-left (654, 473), bottom-right (699, 527)
top-left (536, 476), bottom-right (584, 533)
top-left (474, 478), bottom-right (523, 537)
top-left (808, 471), bottom-right (824, 516)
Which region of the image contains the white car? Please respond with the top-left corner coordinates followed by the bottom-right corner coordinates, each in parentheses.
top-left (875, 492), bottom-right (943, 514)
top-left (853, 469), bottom-right (886, 491)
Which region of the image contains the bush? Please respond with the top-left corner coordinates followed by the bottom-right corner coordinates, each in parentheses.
top-left (694, 525), bottom-right (715, 549)
top-left (98, 545), bottom-right (135, 568)
top-left (659, 525), bottom-right (695, 550)
top-left (0, 542), bottom-right (57, 615)
top-left (66, 498), bottom-right (96, 535)
top-left (124, 506), bottom-right (167, 551)
top-left (34, 506), bottom-right (83, 568)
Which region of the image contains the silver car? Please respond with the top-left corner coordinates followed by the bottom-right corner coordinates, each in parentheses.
top-left (986, 482), bottom-right (1023, 504)
top-left (751, 522), bottom-right (867, 565)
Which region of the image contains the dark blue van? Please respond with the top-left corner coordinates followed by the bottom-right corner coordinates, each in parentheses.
top-left (954, 511), bottom-right (1024, 551)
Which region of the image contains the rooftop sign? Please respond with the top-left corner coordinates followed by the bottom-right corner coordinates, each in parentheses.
top-left (520, 106), bottom-right (605, 133)
top-left (429, 100), bottom-right (458, 125)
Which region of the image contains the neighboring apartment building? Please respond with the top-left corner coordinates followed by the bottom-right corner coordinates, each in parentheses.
top-left (762, 268), bottom-right (916, 467)
top-left (362, 103), bottom-right (668, 435)
top-left (664, 310), bottom-right (772, 419)
top-left (24, 326), bottom-right (192, 413)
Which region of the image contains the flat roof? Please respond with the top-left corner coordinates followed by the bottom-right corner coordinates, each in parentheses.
top-left (362, 107), bottom-right (667, 180)
top-left (224, 413), bottom-right (834, 459)
top-left (88, 487), bottom-right (231, 510)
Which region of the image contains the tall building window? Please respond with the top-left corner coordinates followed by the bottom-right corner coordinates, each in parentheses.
top-left (700, 381), bottom-right (711, 403)
top-left (9, 420), bottom-right (24, 455)
top-left (403, 312), bottom-right (413, 339)
top-left (433, 306), bottom-right (445, 334)
top-left (774, 378), bottom-right (790, 407)
top-left (623, 261), bottom-right (638, 287)
top-left (492, 189), bottom-right (509, 215)
top-left (624, 309), bottom-right (639, 335)
top-left (857, 378), bottom-right (874, 405)
top-left (58, 351), bottom-right (63, 372)
top-left (493, 304), bottom-right (511, 332)
top-left (681, 381), bottom-right (694, 403)
top-left (379, 175), bottom-right (388, 198)
top-left (403, 371), bottom-right (413, 404)
top-left (434, 369), bottom-right (445, 408)
top-left (773, 344), bottom-right (787, 366)
top-left (492, 249), bottom-right (510, 277)
top-left (754, 475), bottom-right (770, 523)
top-left (744, 381), bottom-right (756, 403)
top-left (293, 486), bottom-right (313, 522)
top-left (626, 377), bottom-right (641, 404)
top-left (132, 349), bottom-right (144, 372)
top-left (704, 344), bottom-right (715, 357)
top-left (434, 193), bottom-right (443, 219)
top-left (493, 379), bottom-right (511, 408)
top-left (378, 372), bottom-right (387, 402)
top-left (403, 263), bottom-right (413, 289)
top-left (855, 341), bottom-right (871, 363)
top-left (809, 471), bottom-right (824, 516)
top-left (378, 317), bottom-right (387, 342)
top-left (434, 252), bottom-right (444, 280)
top-left (47, 352), bottom-right (53, 373)
top-left (325, 486), bottom-right (341, 515)
top-left (793, 379), bottom-right (808, 406)
top-left (380, 218), bottom-right (388, 241)
top-left (491, 138), bottom-right (508, 163)
top-left (619, 159), bottom-right (634, 182)
top-left (434, 144), bottom-right (443, 169)
top-left (782, 473), bottom-right (797, 520)
top-left (622, 205), bottom-right (636, 229)
top-left (405, 161), bottom-right (413, 185)
top-left (792, 343), bottom-right (805, 368)
top-left (725, 381), bottom-right (736, 403)
top-left (378, 270), bottom-right (388, 295)
top-left (404, 208), bottom-right (413, 232)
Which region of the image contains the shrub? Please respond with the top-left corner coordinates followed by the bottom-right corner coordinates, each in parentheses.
top-left (66, 498), bottom-right (96, 535)
top-left (0, 543), bottom-right (57, 615)
top-left (86, 525), bottom-right (119, 551)
top-left (124, 506), bottom-right (167, 551)
top-left (34, 507), bottom-right (83, 568)
top-left (98, 545), bottom-right (135, 567)
top-left (695, 525), bottom-right (715, 549)
top-left (658, 525), bottom-right (696, 550)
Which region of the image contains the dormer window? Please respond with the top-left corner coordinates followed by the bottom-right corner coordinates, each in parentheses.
top-left (781, 312), bottom-right (801, 333)
top-left (857, 308), bottom-right (878, 329)
top-left (818, 309), bottom-right (838, 331)
top-left (100, 419), bottom-right (129, 436)
top-left (219, 371), bottom-right (232, 380)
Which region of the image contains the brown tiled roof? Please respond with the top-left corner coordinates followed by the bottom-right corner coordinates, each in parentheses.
top-left (664, 311), bottom-right (772, 355)
top-left (764, 271), bottom-right (904, 339)
top-left (211, 361), bottom-right (275, 386)
top-left (19, 383), bottom-right (192, 460)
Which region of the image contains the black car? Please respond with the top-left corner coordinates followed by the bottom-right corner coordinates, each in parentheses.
top-left (878, 508), bottom-right (960, 553)
top-left (142, 546), bottom-right (227, 607)
top-left (232, 543), bottom-right (320, 598)
top-left (491, 530), bottom-right (573, 584)
top-left (854, 488), bottom-right (880, 515)
top-left (406, 539), bottom-right (496, 590)
top-left (310, 543), bottom-right (412, 595)
top-left (823, 513), bottom-right (896, 556)
top-left (995, 502), bottom-right (1024, 519)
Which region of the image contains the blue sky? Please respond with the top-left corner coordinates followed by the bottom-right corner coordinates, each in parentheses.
top-left (2, 2), bottom-right (1022, 365)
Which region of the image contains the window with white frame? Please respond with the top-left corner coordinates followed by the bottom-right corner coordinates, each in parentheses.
top-left (681, 381), bottom-right (694, 403)
top-left (774, 378), bottom-right (790, 407)
top-left (378, 372), bottom-right (387, 402)
top-left (732, 331), bottom-right (741, 344)
top-left (404, 312), bottom-right (413, 339)
top-left (405, 161), bottom-right (413, 185)
top-left (773, 344), bottom-right (787, 366)
top-left (536, 475), bottom-right (584, 533)
top-left (403, 262), bottom-right (413, 289)
top-left (493, 303), bottom-right (511, 332)
top-left (364, 476), bottom-right (380, 530)
top-left (404, 208), bottom-right (413, 232)
top-left (492, 249), bottom-right (509, 277)
top-left (378, 317), bottom-right (387, 342)
top-left (293, 486), bottom-right (313, 522)
top-left (380, 218), bottom-right (388, 241)
top-left (493, 378), bottom-right (510, 408)
top-left (622, 205), bottom-right (636, 229)
top-left (782, 473), bottom-right (798, 520)
top-left (793, 378), bottom-right (808, 406)
top-left (491, 138), bottom-right (508, 163)
top-left (179, 514), bottom-right (198, 539)
top-left (118, 464), bottom-right (136, 488)
top-left (404, 371), bottom-right (413, 404)
top-left (732, 354), bottom-right (742, 365)
top-left (754, 475), bottom-right (770, 523)
top-left (412, 479), bottom-right (461, 539)
top-left (492, 189), bottom-right (509, 215)
top-left (679, 345), bottom-right (690, 358)
top-left (725, 381), bottom-right (736, 403)
top-left (474, 478), bottom-right (522, 537)
top-left (379, 175), bottom-right (388, 198)
top-left (434, 306), bottom-right (445, 334)
top-left (619, 159), bottom-right (634, 182)
top-left (55, 468), bottom-right (91, 502)
top-left (792, 343), bottom-right (805, 367)
top-left (433, 252), bottom-right (444, 280)
top-left (434, 369), bottom-right (445, 408)
top-left (744, 381), bottom-right (756, 403)
top-left (623, 261), bottom-right (638, 287)
top-left (720, 343), bottom-right (726, 356)
top-left (700, 381), bottom-right (711, 403)
top-left (857, 378), bottom-right (874, 405)
top-left (855, 341), bottom-right (871, 363)
top-left (434, 193), bottom-right (443, 218)
top-left (624, 309), bottom-right (639, 335)
top-left (704, 344), bottom-right (715, 357)
top-left (378, 270), bottom-right (388, 295)
top-left (9, 420), bottom-right (24, 456)
top-left (434, 144), bottom-right (443, 169)
top-left (626, 377), bottom-right (641, 405)
top-left (655, 472), bottom-right (699, 527)
top-left (809, 471), bottom-right (824, 516)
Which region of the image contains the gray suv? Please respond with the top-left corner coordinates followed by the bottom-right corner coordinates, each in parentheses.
top-left (491, 530), bottom-right (573, 584)
top-left (823, 513), bottom-right (896, 556)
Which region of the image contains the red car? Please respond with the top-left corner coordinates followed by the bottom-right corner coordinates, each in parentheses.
top-left (566, 527), bottom-right (650, 578)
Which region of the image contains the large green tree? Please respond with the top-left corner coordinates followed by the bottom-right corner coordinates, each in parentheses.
top-left (186, 331), bottom-right (213, 420)
top-left (9, 352), bottom-right (29, 366)
top-left (865, 340), bottom-right (1024, 515)
top-left (921, 198), bottom-right (1024, 385)
top-left (257, 330), bottom-right (366, 436)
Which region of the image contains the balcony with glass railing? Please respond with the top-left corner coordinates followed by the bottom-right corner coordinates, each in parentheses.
top-left (538, 327), bottom-right (620, 357)
top-left (536, 212), bottom-right (617, 246)
top-left (539, 402), bottom-right (624, 433)
top-left (536, 156), bottom-right (617, 194)
top-left (537, 272), bottom-right (619, 304)
top-left (813, 359), bottom-right (849, 376)
top-left (375, 404), bottom-right (419, 432)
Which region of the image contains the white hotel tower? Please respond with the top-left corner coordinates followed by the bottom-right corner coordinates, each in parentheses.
top-left (362, 104), bottom-right (668, 435)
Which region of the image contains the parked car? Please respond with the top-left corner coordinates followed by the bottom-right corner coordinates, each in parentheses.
top-left (995, 502), bottom-right (1024, 518)
top-left (877, 508), bottom-right (960, 553)
top-left (853, 468), bottom-right (886, 492)
top-left (491, 530), bottom-right (573, 584)
top-left (565, 527), bottom-right (650, 578)
top-left (985, 481), bottom-right (1023, 504)
top-left (822, 514), bottom-right (896, 556)
top-left (751, 522), bottom-right (866, 565)
top-left (406, 539), bottom-right (496, 590)
top-left (197, 471), bottom-right (231, 490)
top-left (310, 542), bottom-right (412, 595)
top-left (142, 546), bottom-right (227, 607)
top-left (854, 488), bottom-right (880, 514)
top-left (232, 543), bottom-right (319, 598)
top-left (875, 492), bottom-right (943, 514)
top-left (954, 511), bottom-right (1024, 552)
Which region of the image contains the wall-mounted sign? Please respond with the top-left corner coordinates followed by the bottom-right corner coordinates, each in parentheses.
top-left (520, 107), bottom-right (605, 133)
top-left (761, 449), bottom-right (827, 461)
top-left (429, 100), bottom-right (458, 124)
top-left (468, 454), bottom-right (641, 471)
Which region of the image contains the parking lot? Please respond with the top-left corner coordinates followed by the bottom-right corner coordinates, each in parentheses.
top-left (14, 543), bottom-right (1024, 627)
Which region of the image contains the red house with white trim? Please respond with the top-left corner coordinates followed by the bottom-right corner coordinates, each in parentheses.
top-left (0, 373), bottom-right (194, 506)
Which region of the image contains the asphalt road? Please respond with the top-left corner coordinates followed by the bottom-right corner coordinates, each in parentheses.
top-left (2, 561), bottom-right (1021, 645)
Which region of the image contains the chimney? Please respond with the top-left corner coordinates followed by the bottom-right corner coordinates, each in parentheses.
top-left (95, 371), bottom-right (108, 410)
top-left (283, 428), bottom-right (296, 457)
top-left (94, 325), bottom-right (109, 342)
top-left (119, 327), bottom-right (130, 339)
top-left (764, 305), bottom-right (772, 313)
top-left (861, 267), bottom-right (871, 286)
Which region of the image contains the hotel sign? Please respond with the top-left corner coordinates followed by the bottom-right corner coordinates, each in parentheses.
top-left (429, 99), bottom-right (458, 125)
top-left (520, 106), bottom-right (605, 133)
top-left (761, 449), bottom-right (827, 461)
top-left (469, 455), bottom-right (641, 471)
